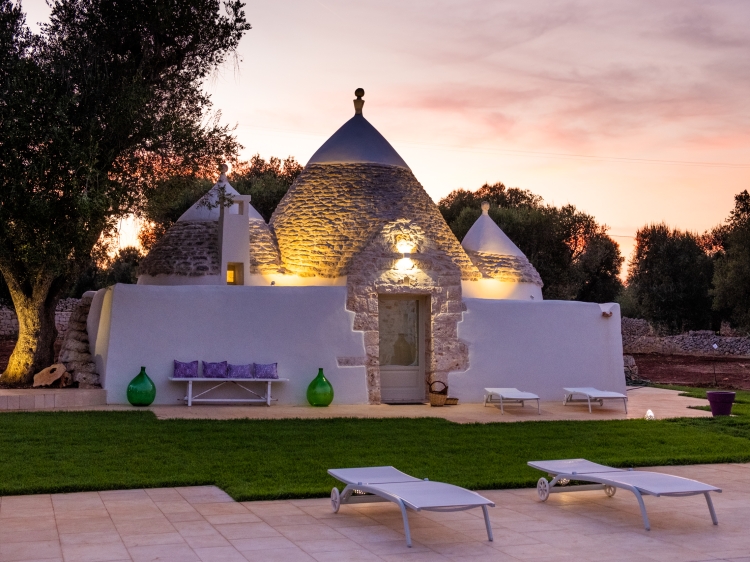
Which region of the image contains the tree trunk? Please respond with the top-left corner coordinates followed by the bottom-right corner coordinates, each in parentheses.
top-left (1, 274), bottom-right (63, 387)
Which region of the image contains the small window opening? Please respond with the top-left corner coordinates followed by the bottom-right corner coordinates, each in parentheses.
top-left (226, 263), bottom-right (244, 285)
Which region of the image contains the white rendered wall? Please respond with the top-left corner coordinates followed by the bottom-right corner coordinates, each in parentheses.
top-left (91, 284), bottom-right (367, 405)
top-left (450, 299), bottom-right (625, 401)
top-left (137, 274), bottom-right (223, 286)
top-left (461, 280), bottom-right (543, 301)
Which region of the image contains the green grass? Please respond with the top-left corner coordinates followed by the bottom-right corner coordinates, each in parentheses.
top-left (3, 411), bottom-right (750, 500)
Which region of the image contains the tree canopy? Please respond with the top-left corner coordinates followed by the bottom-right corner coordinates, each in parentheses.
top-left (0, 0), bottom-right (251, 383)
top-left (138, 154), bottom-right (301, 250)
top-left (711, 191), bottom-right (750, 333)
top-left (625, 224), bottom-right (714, 334)
top-left (438, 183), bottom-right (623, 301)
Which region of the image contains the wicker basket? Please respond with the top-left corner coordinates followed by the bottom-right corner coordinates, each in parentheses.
top-left (445, 397), bottom-right (459, 406)
top-left (429, 381), bottom-right (448, 407)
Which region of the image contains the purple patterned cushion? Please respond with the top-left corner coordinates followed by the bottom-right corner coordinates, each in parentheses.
top-left (173, 360), bottom-right (198, 379)
top-left (253, 363), bottom-right (278, 379)
top-left (227, 363), bottom-right (254, 379)
top-left (202, 361), bottom-right (228, 378)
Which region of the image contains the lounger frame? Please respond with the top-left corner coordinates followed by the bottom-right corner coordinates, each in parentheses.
top-left (529, 460), bottom-right (721, 531)
top-left (328, 467), bottom-right (494, 547)
top-left (484, 388), bottom-right (540, 414)
top-left (563, 387), bottom-right (628, 413)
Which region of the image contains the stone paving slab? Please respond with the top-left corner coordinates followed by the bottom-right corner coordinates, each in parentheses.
top-left (0, 386), bottom-right (712, 423)
top-left (0, 463), bottom-right (748, 561)
top-left (145, 386), bottom-right (713, 422)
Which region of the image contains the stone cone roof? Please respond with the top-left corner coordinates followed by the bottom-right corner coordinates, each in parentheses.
top-left (139, 173), bottom-right (281, 279)
top-left (138, 222), bottom-right (220, 277)
top-left (270, 163), bottom-right (481, 279)
top-left (307, 114), bottom-right (409, 169)
top-left (461, 204), bottom-right (543, 287)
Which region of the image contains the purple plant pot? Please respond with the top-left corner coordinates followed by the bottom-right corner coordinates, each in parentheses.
top-left (706, 391), bottom-right (735, 417)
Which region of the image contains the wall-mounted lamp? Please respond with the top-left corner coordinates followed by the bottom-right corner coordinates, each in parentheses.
top-left (396, 239), bottom-right (415, 255)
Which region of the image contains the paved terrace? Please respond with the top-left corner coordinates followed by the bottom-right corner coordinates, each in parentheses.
top-left (0, 463), bottom-right (747, 562)
top-left (118, 386), bottom-right (711, 422)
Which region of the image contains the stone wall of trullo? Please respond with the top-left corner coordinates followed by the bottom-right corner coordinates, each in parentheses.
top-left (345, 219), bottom-right (470, 404)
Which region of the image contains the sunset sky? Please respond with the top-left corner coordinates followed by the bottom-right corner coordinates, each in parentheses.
top-left (23, 0), bottom-right (750, 267)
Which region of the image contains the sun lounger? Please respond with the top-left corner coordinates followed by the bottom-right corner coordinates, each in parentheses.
top-left (563, 387), bottom-right (628, 413)
top-left (484, 388), bottom-right (540, 414)
top-left (328, 466), bottom-right (494, 547)
top-left (528, 458), bottom-right (721, 530)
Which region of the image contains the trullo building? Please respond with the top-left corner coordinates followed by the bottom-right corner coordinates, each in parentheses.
top-left (87, 90), bottom-right (625, 405)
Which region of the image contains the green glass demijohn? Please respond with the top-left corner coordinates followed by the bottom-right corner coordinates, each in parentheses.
top-left (127, 366), bottom-right (156, 406)
top-left (307, 368), bottom-right (334, 407)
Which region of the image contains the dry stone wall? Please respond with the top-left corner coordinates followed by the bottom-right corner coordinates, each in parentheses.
top-left (58, 294), bottom-right (99, 387)
top-left (270, 163), bottom-right (481, 280)
top-left (346, 219), bottom-right (470, 404)
top-left (622, 317), bottom-right (750, 356)
top-left (0, 298), bottom-right (80, 337)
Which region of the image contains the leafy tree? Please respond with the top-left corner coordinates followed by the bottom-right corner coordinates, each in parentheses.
top-left (439, 186), bottom-right (622, 301)
top-left (626, 224), bottom-right (713, 334)
top-left (138, 175), bottom-right (213, 251)
top-left (231, 155), bottom-right (302, 222)
top-left (712, 190), bottom-right (750, 333)
top-left (0, 0), bottom-right (250, 384)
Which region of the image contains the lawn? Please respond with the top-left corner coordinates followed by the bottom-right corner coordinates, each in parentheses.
top-left (1, 407), bottom-right (750, 501)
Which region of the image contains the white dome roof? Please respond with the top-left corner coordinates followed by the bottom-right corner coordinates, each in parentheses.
top-left (307, 91), bottom-right (409, 169)
top-left (178, 174), bottom-right (263, 222)
top-left (461, 204), bottom-right (525, 257)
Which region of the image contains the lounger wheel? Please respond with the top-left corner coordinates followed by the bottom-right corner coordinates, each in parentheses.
top-left (330, 487), bottom-right (341, 513)
top-left (604, 485), bottom-right (617, 497)
top-left (537, 478), bottom-right (550, 501)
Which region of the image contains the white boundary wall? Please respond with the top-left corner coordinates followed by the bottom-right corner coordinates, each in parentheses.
top-left (91, 284), bottom-right (368, 405)
top-left (450, 299), bottom-right (625, 401)
top-left (89, 285), bottom-right (624, 405)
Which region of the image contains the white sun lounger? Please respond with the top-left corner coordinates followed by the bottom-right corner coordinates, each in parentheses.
top-left (563, 387), bottom-right (628, 413)
top-left (528, 459), bottom-right (721, 530)
top-left (484, 388), bottom-right (540, 414)
top-left (328, 466), bottom-right (494, 547)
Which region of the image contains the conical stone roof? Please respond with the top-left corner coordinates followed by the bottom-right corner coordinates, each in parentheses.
top-left (270, 90), bottom-right (479, 280)
top-left (461, 202), bottom-right (543, 287)
top-left (139, 170), bottom-right (280, 279)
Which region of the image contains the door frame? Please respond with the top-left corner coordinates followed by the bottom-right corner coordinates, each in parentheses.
top-left (378, 294), bottom-right (429, 403)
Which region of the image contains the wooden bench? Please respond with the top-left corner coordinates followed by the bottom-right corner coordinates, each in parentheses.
top-left (169, 377), bottom-right (289, 406)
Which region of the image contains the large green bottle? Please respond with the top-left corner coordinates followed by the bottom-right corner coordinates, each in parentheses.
top-left (306, 368), bottom-right (334, 407)
top-left (127, 366), bottom-right (156, 406)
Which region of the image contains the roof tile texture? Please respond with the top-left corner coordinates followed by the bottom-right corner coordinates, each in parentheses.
top-left (270, 164), bottom-right (481, 280)
top-left (138, 222), bottom-right (220, 277)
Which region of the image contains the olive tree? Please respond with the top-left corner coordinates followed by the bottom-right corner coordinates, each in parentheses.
top-left (0, 0), bottom-right (250, 384)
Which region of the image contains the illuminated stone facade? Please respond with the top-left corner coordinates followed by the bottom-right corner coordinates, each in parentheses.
top-left (270, 163), bottom-right (481, 280)
top-left (345, 218), bottom-right (470, 403)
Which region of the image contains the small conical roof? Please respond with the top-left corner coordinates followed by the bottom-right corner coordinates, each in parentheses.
top-left (178, 167), bottom-right (263, 222)
top-left (307, 89), bottom-right (409, 169)
top-left (461, 202), bottom-right (525, 257)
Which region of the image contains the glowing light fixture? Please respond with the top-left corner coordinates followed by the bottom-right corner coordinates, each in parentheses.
top-left (396, 257), bottom-right (414, 271)
top-left (396, 239), bottom-right (415, 255)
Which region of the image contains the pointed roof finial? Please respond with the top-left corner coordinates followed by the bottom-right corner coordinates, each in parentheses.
top-left (219, 163), bottom-right (229, 182)
top-left (481, 201), bottom-right (490, 215)
top-left (354, 88), bottom-right (365, 115)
